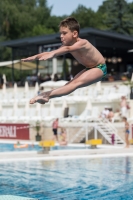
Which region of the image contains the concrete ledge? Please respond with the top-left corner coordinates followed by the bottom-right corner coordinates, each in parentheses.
top-left (0, 195), bottom-right (37, 200)
top-left (49, 147), bottom-right (133, 156)
top-left (0, 146), bottom-right (132, 162)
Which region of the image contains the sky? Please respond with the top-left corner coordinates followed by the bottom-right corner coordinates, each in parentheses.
top-left (47, 0), bottom-right (133, 16)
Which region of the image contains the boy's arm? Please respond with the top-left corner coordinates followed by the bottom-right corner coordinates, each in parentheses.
top-left (39, 39), bottom-right (87, 60)
top-left (21, 39), bottom-right (87, 62)
top-left (21, 52), bottom-right (51, 62)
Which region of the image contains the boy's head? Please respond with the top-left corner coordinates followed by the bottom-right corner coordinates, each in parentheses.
top-left (59, 17), bottom-right (80, 45)
top-left (59, 17), bottom-right (80, 34)
top-left (121, 96), bottom-right (126, 100)
top-left (123, 117), bottom-right (127, 122)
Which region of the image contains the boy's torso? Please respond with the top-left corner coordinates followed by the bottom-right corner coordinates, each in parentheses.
top-left (71, 39), bottom-right (105, 68)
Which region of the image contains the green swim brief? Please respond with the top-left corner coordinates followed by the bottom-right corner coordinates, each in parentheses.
top-left (86, 63), bottom-right (107, 79)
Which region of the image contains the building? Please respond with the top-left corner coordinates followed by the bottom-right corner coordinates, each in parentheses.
top-left (0, 28), bottom-right (133, 82)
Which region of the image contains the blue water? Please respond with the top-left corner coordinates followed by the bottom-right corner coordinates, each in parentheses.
top-left (0, 157), bottom-right (133, 199)
top-left (0, 143), bottom-right (41, 152)
top-left (52, 145), bottom-right (88, 151)
top-left (0, 143), bottom-right (88, 152)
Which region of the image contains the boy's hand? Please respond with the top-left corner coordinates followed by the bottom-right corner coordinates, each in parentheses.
top-left (39, 52), bottom-right (55, 60)
top-left (21, 52), bottom-right (54, 62)
top-left (21, 54), bottom-right (40, 62)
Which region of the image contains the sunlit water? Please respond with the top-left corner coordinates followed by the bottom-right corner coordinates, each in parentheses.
top-left (0, 157), bottom-right (133, 199)
top-left (0, 143), bottom-right (89, 152)
top-left (0, 143), bottom-right (41, 152)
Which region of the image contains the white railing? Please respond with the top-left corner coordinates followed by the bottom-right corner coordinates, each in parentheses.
top-left (70, 126), bottom-right (93, 143)
top-left (69, 118), bottom-right (125, 145)
top-left (93, 118), bottom-right (125, 145)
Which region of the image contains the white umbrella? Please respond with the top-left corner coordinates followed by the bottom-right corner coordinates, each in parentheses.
top-left (49, 100), bottom-right (55, 116)
top-left (54, 80), bottom-right (68, 87)
top-left (62, 99), bottom-right (68, 109)
top-left (2, 83), bottom-right (6, 95)
top-left (131, 73), bottom-right (133, 82)
top-left (96, 81), bottom-right (101, 92)
top-left (40, 81), bottom-right (55, 87)
top-left (2, 74), bottom-right (6, 84)
top-left (13, 83), bottom-right (18, 95)
top-left (34, 82), bottom-right (39, 95)
top-left (36, 102), bottom-right (41, 116)
top-left (40, 80), bottom-right (68, 88)
top-left (13, 101), bottom-right (18, 116)
top-left (86, 99), bottom-right (92, 110)
top-left (25, 101), bottom-right (30, 113)
top-left (13, 101), bottom-right (18, 110)
top-left (24, 81), bottom-right (29, 94)
top-left (0, 60), bottom-right (19, 67)
top-left (62, 99), bottom-right (68, 117)
top-left (0, 102), bottom-right (2, 113)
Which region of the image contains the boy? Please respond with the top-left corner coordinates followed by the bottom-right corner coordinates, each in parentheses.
top-left (52, 118), bottom-right (59, 141)
top-left (123, 117), bottom-right (130, 148)
top-left (21, 17), bottom-right (107, 104)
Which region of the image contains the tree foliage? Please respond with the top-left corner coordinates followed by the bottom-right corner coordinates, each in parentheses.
top-left (71, 5), bottom-right (99, 29)
top-left (0, 0), bottom-right (53, 39)
top-left (0, 0), bottom-right (133, 63)
top-left (99, 0), bottom-right (133, 34)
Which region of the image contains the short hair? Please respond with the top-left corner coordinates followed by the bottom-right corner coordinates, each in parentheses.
top-left (59, 17), bottom-right (80, 34)
top-left (123, 117), bottom-right (127, 121)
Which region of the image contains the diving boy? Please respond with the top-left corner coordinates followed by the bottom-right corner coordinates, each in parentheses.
top-left (21, 17), bottom-right (107, 104)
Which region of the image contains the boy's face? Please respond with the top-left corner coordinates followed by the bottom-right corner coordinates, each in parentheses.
top-left (123, 118), bottom-right (126, 122)
top-left (59, 26), bottom-right (78, 45)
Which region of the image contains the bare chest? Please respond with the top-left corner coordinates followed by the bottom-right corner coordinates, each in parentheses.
top-left (71, 51), bottom-right (87, 65)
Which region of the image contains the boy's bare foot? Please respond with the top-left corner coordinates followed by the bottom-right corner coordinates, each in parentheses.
top-left (30, 96), bottom-right (49, 104)
top-left (29, 91), bottom-right (52, 104)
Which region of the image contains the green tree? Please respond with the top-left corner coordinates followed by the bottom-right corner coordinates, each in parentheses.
top-left (0, 0), bottom-right (56, 61)
top-left (0, 0), bottom-right (53, 40)
top-left (45, 16), bottom-right (65, 33)
top-left (71, 5), bottom-right (99, 29)
top-left (101, 0), bottom-right (133, 35)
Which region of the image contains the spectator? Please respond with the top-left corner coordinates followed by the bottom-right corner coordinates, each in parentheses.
top-left (107, 108), bottom-right (114, 122)
top-left (123, 117), bottom-right (130, 148)
top-left (100, 106), bottom-right (109, 119)
top-left (59, 128), bottom-right (67, 146)
top-left (120, 96), bottom-right (128, 117)
top-left (111, 134), bottom-right (115, 145)
top-left (44, 74), bottom-right (51, 82)
top-left (52, 118), bottom-right (59, 141)
top-left (53, 74), bottom-right (59, 81)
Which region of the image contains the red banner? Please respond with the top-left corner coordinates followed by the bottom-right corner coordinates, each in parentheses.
top-left (0, 124), bottom-right (29, 140)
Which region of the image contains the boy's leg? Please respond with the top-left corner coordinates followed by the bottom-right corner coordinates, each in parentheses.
top-left (30, 69), bottom-right (86, 104)
top-left (30, 68), bottom-right (103, 104)
top-left (125, 133), bottom-right (129, 148)
top-left (65, 69), bottom-right (86, 85)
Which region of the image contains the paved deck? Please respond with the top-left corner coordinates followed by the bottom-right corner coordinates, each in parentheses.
top-left (0, 146), bottom-right (133, 162)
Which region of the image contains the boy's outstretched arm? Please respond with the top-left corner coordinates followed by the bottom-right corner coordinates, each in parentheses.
top-left (39, 40), bottom-right (86, 60)
top-left (21, 52), bottom-right (53, 62)
top-left (21, 40), bottom-right (87, 62)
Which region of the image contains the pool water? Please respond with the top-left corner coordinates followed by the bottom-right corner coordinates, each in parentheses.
top-left (0, 156), bottom-right (133, 200)
top-left (0, 143), bottom-right (41, 152)
top-left (51, 145), bottom-right (88, 151)
top-left (0, 143), bottom-right (89, 152)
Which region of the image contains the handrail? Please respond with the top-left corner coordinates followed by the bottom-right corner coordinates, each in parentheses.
top-left (70, 127), bottom-right (85, 143)
top-left (69, 117), bottom-right (125, 145)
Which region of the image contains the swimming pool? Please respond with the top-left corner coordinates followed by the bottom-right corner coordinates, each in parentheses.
top-left (0, 143), bottom-right (91, 152)
top-left (0, 156), bottom-right (133, 200)
top-left (0, 143), bottom-right (41, 152)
